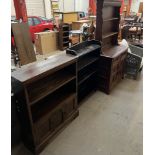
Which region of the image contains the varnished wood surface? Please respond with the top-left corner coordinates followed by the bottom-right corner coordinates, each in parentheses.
top-left (101, 44), bottom-right (128, 58)
top-left (11, 52), bottom-right (77, 84)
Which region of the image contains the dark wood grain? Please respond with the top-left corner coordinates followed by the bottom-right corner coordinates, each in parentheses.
top-left (11, 52), bottom-right (77, 84)
top-left (11, 52), bottom-right (78, 155)
top-left (96, 0), bottom-right (127, 94)
top-left (101, 44), bottom-right (128, 58)
top-left (66, 40), bottom-right (101, 104)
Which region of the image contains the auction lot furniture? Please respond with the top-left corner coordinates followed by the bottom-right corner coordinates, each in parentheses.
top-left (12, 38), bottom-right (128, 154)
top-left (66, 40), bottom-right (101, 104)
top-left (59, 23), bottom-right (70, 50)
top-left (95, 0), bottom-right (128, 94)
top-left (12, 53), bottom-right (79, 155)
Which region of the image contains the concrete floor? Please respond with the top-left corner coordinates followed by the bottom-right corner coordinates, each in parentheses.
top-left (12, 74), bottom-right (143, 155)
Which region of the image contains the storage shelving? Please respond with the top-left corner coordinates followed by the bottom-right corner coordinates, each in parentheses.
top-left (96, 0), bottom-right (128, 94)
top-left (11, 53), bottom-right (79, 155)
top-left (66, 40), bottom-right (101, 104)
top-left (59, 23), bottom-right (70, 50)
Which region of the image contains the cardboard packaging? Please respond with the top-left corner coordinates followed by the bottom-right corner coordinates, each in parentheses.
top-left (35, 31), bottom-right (59, 55)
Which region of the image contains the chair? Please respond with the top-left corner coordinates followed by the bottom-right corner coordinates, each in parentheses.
top-left (125, 44), bottom-right (143, 79)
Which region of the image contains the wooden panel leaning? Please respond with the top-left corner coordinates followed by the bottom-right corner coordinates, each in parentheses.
top-left (11, 23), bottom-right (36, 65)
top-left (11, 52), bottom-right (79, 155)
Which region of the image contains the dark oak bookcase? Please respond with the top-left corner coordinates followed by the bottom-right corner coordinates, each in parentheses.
top-left (59, 23), bottom-right (70, 50)
top-left (11, 53), bottom-right (79, 154)
top-left (96, 0), bottom-right (128, 94)
top-left (66, 40), bottom-right (101, 104)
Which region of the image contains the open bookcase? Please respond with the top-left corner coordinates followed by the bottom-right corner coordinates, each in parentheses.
top-left (11, 53), bottom-right (79, 154)
top-left (66, 40), bottom-right (101, 104)
top-left (59, 23), bottom-right (70, 50)
top-left (95, 0), bottom-right (128, 94)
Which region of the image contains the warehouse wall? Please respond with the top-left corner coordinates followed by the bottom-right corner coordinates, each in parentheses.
top-left (11, 0), bottom-right (46, 17)
top-left (11, 0), bottom-right (89, 18)
top-left (75, 0), bottom-right (89, 13)
top-left (44, 0), bottom-right (52, 18)
top-left (130, 0), bottom-right (143, 13)
top-left (59, 0), bottom-right (89, 13)
top-left (11, 0), bottom-right (15, 16)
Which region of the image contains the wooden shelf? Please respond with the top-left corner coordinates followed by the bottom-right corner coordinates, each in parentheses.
top-left (63, 25), bottom-right (69, 28)
top-left (102, 32), bottom-right (118, 39)
top-left (101, 44), bottom-right (128, 58)
top-left (63, 31), bottom-right (69, 33)
top-left (63, 36), bottom-right (69, 39)
top-left (78, 57), bottom-right (99, 71)
top-left (28, 71), bottom-right (76, 105)
top-left (32, 92), bottom-right (76, 122)
top-left (78, 70), bottom-right (96, 85)
top-left (78, 75), bottom-right (96, 103)
top-left (103, 18), bottom-right (119, 22)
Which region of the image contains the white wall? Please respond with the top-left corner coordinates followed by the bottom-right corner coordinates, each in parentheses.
top-left (75, 0), bottom-right (89, 13)
top-left (130, 0), bottom-right (143, 13)
top-left (58, 0), bottom-right (89, 13)
top-left (59, 0), bottom-right (64, 12)
top-left (11, 0), bottom-right (15, 16)
top-left (44, 0), bottom-right (52, 18)
top-left (11, 0), bottom-right (89, 17)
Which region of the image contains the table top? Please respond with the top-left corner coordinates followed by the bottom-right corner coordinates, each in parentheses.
top-left (12, 52), bottom-right (77, 84)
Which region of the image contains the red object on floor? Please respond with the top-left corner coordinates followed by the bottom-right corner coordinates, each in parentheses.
top-left (89, 0), bottom-right (96, 15)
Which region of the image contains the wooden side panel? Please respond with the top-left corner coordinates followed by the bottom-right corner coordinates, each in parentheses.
top-left (12, 23), bottom-right (36, 65)
top-left (95, 0), bottom-right (104, 41)
top-left (138, 2), bottom-right (143, 13)
top-left (63, 13), bottom-right (78, 23)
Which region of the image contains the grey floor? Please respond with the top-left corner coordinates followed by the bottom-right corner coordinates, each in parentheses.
top-left (12, 74), bottom-right (143, 155)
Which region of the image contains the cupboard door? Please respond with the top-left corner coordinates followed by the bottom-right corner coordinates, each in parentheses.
top-left (35, 118), bottom-right (51, 144)
top-left (50, 109), bottom-right (63, 132)
top-left (63, 97), bottom-right (75, 120)
top-left (35, 108), bottom-right (63, 144)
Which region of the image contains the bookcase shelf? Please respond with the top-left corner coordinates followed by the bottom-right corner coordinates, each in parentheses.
top-left (103, 18), bottom-right (119, 22)
top-left (31, 81), bottom-right (76, 122)
top-left (66, 40), bottom-right (101, 104)
top-left (59, 23), bottom-right (70, 50)
top-left (78, 71), bottom-right (96, 86)
top-left (102, 32), bottom-right (118, 39)
top-left (96, 0), bottom-right (127, 94)
top-left (27, 73), bottom-right (76, 105)
top-left (78, 57), bottom-right (99, 71)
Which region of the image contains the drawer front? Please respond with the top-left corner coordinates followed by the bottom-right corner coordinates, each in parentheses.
top-left (63, 97), bottom-right (75, 120)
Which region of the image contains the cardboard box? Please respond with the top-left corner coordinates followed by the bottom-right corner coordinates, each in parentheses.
top-left (35, 31), bottom-right (59, 55)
